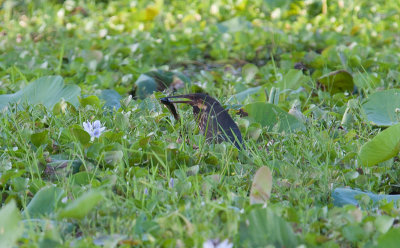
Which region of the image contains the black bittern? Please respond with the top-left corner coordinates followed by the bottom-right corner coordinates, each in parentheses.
top-left (160, 93), bottom-right (244, 150)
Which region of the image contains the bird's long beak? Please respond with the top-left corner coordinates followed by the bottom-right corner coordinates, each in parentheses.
top-left (160, 95), bottom-right (194, 104)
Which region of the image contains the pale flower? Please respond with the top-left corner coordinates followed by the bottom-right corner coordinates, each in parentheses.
top-left (83, 120), bottom-right (106, 141)
top-left (203, 239), bottom-right (233, 248)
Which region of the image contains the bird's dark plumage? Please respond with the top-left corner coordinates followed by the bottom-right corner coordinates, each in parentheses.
top-left (160, 93), bottom-right (244, 149)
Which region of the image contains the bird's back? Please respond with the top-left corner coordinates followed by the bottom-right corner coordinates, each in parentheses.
top-left (195, 95), bottom-right (244, 149)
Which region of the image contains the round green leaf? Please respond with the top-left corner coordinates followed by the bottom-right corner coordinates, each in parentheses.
top-left (359, 123), bottom-right (400, 166)
top-left (134, 74), bottom-right (159, 99)
top-left (244, 102), bottom-right (305, 133)
top-left (318, 70), bottom-right (354, 94)
top-left (79, 95), bottom-right (101, 108)
top-left (30, 130), bottom-right (49, 147)
top-left (362, 89), bottom-right (400, 126)
top-left (0, 76), bottom-right (80, 111)
top-left (70, 128), bottom-right (91, 145)
top-left (101, 89), bottom-right (121, 110)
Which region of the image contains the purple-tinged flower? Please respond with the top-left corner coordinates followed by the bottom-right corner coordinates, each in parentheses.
top-left (83, 120), bottom-right (106, 141)
top-left (169, 178), bottom-right (175, 188)
top-left (203, 239), bottom-right (233, 248)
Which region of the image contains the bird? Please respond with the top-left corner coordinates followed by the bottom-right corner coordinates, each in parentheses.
top-left (160, 93), bottom-right (244, 150)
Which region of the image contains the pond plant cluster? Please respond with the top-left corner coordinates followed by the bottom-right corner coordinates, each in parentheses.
top-left (0, 0), bottom-right (400, 247)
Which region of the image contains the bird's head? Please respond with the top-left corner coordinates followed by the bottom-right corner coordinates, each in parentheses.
top-left (160, 93), bottom-right (215, 116)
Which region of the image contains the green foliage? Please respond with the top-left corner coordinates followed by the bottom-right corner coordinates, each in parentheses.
top-left (359, 123), bottom-right (400, 166)
top-left (0, 0), bottom-right (400, 246)
top-left (318, 70), bottom-right (354, 95)
top-left (239, 207), bottom-right (298, 247)
top-left (0, 201), bottom-right (23, 247)
top-left (244, 102), bottom-right (305, 132)
top-left (250, 166), bottom-right (272, 205)
top-left (0, 76), bottom-right (80, 110)
top-left (58, 190), bottom-right (104, 219)
top-left (23, 186), bottom-right (64, 218)
top-left (362, 89), bottom-right (400, 126)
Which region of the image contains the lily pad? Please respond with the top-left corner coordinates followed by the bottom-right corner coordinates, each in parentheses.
top-left (362, 89), bottom-right (400, 126)
top-left (250, 166), bottom-right (272, 205)
top-left (359, 123), bottom-right (400, 166)
top-left (100, 89), bottom-right (122, 110)
top-left (134, 70), bottom-right (190, 99)
top-left (332, 187), bottom-right (400, 207)
top-left (0, 76), bottom-right (80, 111)
top-left (317, 70), bottom-right (354, 94)
top-left (244, 102), bottom-right (306, 133)
top-left (134, 74), bottom-right (158, 100)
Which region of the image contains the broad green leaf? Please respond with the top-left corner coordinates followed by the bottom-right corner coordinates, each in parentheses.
top-left (250, 166), bottom-right (272, 205)
top-left (0, 76), bottom-right (80, 110)
top-left (353, 72), bottom-right (380, 89)
top-left (216, 16), bottom-right (252, 33)
top-left (375, 216), bottom-right (394, 234)
top-left (277, 69), bottom-right (305, 90)
top-left (0, 201), bottom-right (23, 247)
top-left (318, 70), bottom-right (354, 94)
top-left (359, 123), bottom-right (400, 166)
top-left (134, 74), bottom-right (158, 99)
top-left (70, 127), bottom-right (91, 145)
top-left (239, 207), bottom-right (298, 247)
top-left (31, 130), bottom-right (49, 147)
top-left (58, 190), bottom-right (104, 219)
top-left (71, 172), bottom-right (96, 186)
top-left (377, 228), bottom-right (400, 248)
top-left (362, 89), bottom-right (400, 126)
top-left (23, 186), bottom-right (64, 218)
top-left (0, 170), bottom-right (26, 186)
top-left (101, 89), bottom-right (121, 110)
top-left (342, 225), bottom-right (365, 242)
top-left (79, 95), bottom-right (101, 108)
top-left (244, 102), bottom-right (305, 132)
top-left (242, 63), bottom-right (258, 84)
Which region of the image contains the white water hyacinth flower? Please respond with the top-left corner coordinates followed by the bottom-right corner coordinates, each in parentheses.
top-left (203, 239), bottom-right (233, 248)
top-left (83, 120), bottom-right (106, 141)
